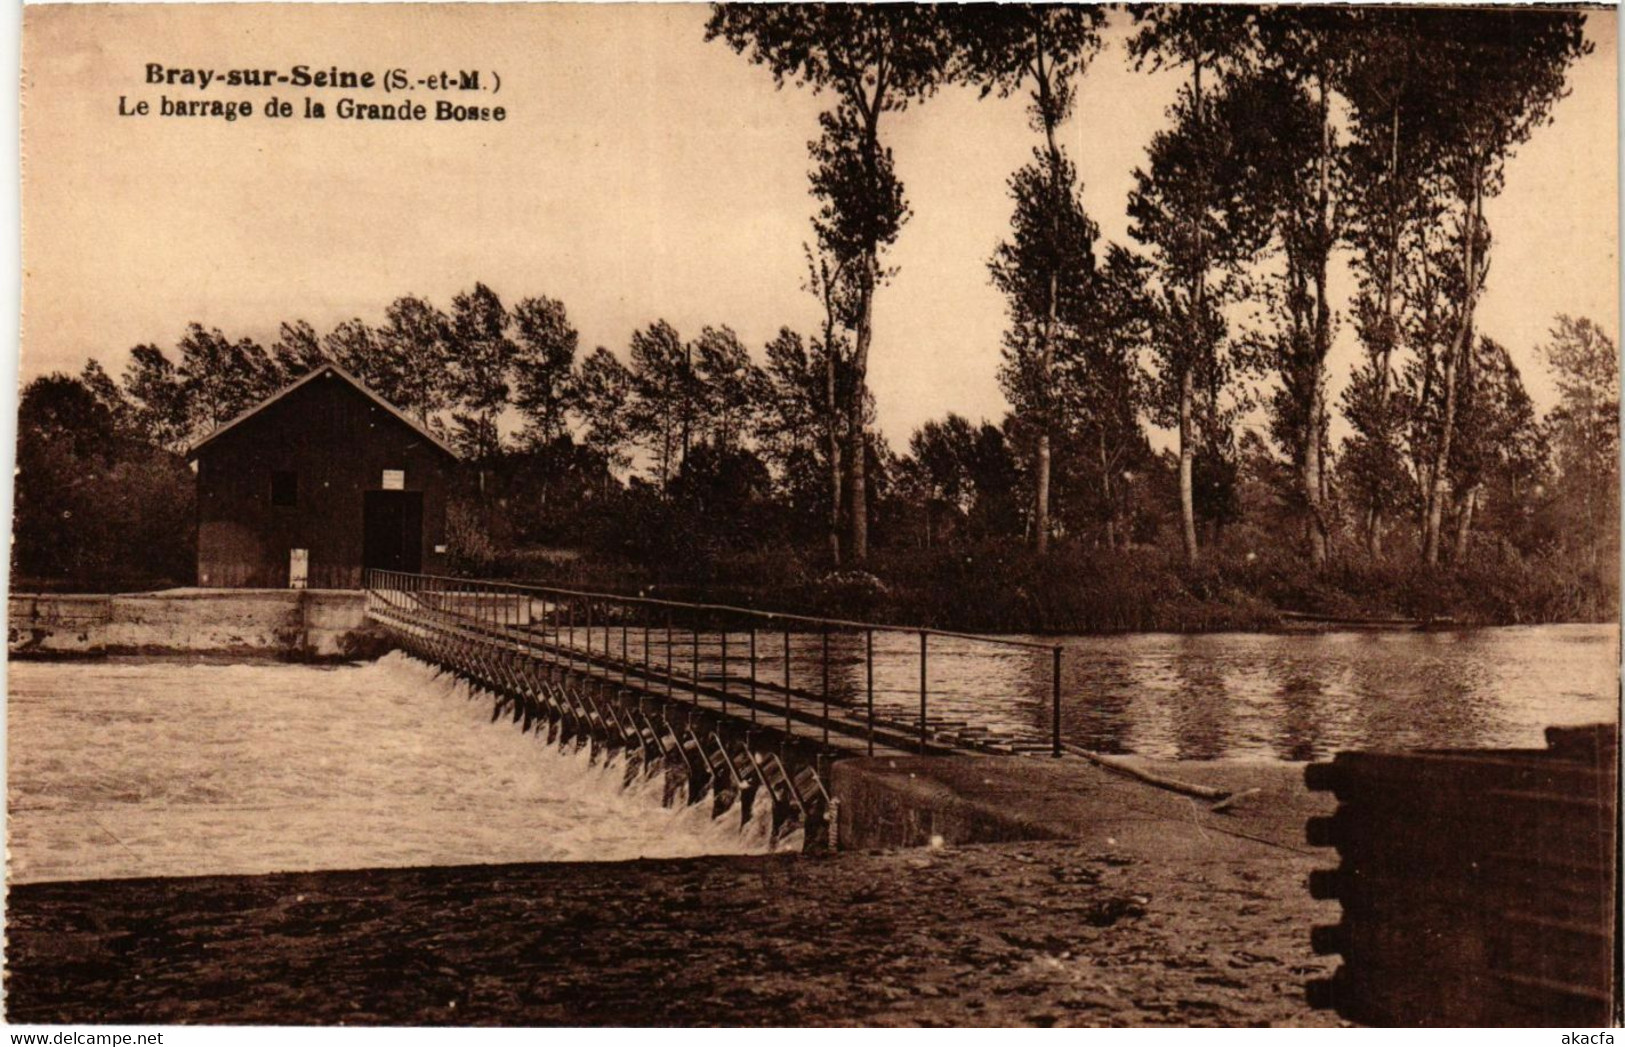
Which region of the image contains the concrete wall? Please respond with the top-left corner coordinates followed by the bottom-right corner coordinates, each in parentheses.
top-left (831, 757), bottom-right (1072, 851)
top-left (8, 589), bottom-right (368, 658)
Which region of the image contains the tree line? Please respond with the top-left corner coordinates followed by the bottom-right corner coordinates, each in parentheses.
top-left (14, 4), bottom-right (1617, 616)
top-left (705, 3), bottom-right (1603, 572)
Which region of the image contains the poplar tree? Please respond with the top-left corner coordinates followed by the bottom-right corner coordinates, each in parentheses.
top-left (324, 318), bottom-right (383, 385)
top-left (954, 4), bottom-right (1107, 554)
top-left (1050, 246), bottom-right (1155, 547)
top-left (691, 325), bottom-right (768, 455)
top-left (626, 319), bottom-right (689, 491)
top-left (800, 245), bottom-right (856, 565)
top-left (175, 324), bottom-right (282, 431)
top-left (511, 296), bottom-right (579, 446)
top-left (379, 295), bottom-right (455, 424)
top-left (707, 4), bottom-right (954, 561)
top-left (1237, 9), bottom-right (1356, 568)
top-left (324, 300), bottom-right (453, 426)
top-left (1338, 8), bottom-right (1451, 557)
top-left (448, 283), bottom-right (517, 465)
top-left (271, 320), bottom-right (328, 380)
top-left (1539, 316), bottom-right (1619, 566)
top-left (573, 346), bottom-right (635, 485)
top-left (1446, 336), bottom-right (1543, 561)
top-left (121, 344), bottom-right (191, 451)
top-left (1417, 9), bottom-right (1588, 565)
top-left (1127, 5), bottom-right (1256, 564)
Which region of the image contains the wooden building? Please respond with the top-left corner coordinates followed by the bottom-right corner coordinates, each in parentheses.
top-left (187, 364), bottom-right (457, 589)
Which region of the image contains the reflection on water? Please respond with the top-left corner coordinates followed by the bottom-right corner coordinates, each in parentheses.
top-left (1053, 625), bottom-right (1618, 760)
top-left (582, 622), bottom-right (1617, 762)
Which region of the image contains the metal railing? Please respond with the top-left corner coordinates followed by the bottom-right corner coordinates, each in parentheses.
top-left (364, 569), bottom-right (1068, 758)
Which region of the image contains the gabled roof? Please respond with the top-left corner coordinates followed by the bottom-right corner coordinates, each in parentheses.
top-left (186, 363), bottom-right (459, 460)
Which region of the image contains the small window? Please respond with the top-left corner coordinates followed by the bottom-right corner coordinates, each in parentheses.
top-left (270, 470), bottom-right (297, 507)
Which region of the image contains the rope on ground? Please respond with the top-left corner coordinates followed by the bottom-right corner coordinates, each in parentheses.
top-left (1061, 743), bottom-right (1232, 802)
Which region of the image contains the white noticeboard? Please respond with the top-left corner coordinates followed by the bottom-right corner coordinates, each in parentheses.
top-left (289, 549), bottom-right (309, 590)
top-left (381, 469), bottom-right (405, 490)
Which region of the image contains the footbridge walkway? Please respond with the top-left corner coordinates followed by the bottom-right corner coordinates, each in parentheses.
top-left (364, 570), bottom-right (1069, 849)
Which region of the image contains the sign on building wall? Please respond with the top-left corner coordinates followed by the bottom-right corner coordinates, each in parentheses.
top-left (381, 469), bottom-right (405, 490)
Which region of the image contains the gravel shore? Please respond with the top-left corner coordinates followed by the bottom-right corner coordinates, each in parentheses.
top-left (7, 830), bottom-right (1342, 1027)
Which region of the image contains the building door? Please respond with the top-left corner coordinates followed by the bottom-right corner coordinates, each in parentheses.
top-left (363, 491), bottom-right (424, 574)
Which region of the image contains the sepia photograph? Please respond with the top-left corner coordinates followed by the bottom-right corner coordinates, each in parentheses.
top-left (6, 0), bottom-right (1620, 1031)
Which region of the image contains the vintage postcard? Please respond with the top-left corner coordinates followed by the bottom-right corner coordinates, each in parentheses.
top-left (7, 2), bottom-right (1620, 1031)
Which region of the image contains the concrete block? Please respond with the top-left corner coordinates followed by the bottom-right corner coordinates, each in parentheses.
top-left (7, 595), bottom-right (112, 654)
top-left (8, 589), bottom-right (368, 659)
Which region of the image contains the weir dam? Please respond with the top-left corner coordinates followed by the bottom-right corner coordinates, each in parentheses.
top-left (6, 577), bottom-right (1615, 1025)
top-left (364, 569), bottom-right (1079, 852)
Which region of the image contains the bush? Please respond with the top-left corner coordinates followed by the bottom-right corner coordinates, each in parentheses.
top-left (338, 624), bottom-right (397, 661)
top-left (13, 376), bottom-right (196, 592)
top-left (445, 499), bottom-right (502, 575)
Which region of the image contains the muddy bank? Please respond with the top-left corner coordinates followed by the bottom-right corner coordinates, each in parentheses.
top-left (7, 833), bottom-right (1342, 1027)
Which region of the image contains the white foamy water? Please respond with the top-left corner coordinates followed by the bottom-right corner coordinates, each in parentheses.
top-left (7, 652), bottom-right (774, 884)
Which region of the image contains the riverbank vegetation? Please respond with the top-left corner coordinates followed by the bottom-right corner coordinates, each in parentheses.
top-left (12, 7), bottom-right (1617, 631)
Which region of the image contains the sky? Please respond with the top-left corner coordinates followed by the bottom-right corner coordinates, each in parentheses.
top-left (20, 3), bottom-right (1620, 448)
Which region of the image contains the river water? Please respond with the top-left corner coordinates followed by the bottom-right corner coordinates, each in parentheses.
top-left (7, 653), bottom-right (776, 884)
top-left (615, 621), bottom-right (1620, 762)
top-left (1048, 623), bottom-right (1618, 759)
top-left (861, 623), bottom-right (1618, 760)
top-left (8, 624), bottom-right (1616, 882)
